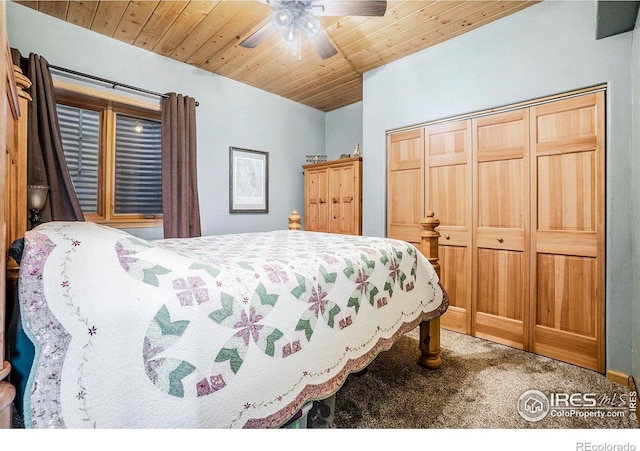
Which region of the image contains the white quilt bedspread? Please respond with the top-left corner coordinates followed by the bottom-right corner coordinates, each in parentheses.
top-left (19, 222), bottom-right (447, 428)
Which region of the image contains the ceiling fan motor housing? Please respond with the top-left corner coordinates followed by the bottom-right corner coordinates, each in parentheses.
top-left (272, 1), bottom-right (321, 40)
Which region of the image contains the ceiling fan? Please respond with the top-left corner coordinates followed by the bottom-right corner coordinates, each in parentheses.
top-left (240, 1), bottom-right (388, 60)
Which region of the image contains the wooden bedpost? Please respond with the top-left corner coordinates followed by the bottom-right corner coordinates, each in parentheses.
top-left (418, 211), bottom-right (442, 369)
top-left (288, 210), bottom-right (301, 230)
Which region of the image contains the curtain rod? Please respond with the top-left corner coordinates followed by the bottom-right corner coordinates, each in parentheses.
top-left (47, 64), bottom-right (199, 106)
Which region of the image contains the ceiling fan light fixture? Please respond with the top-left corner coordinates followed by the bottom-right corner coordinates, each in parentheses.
top-left (299, 13), bottom-right (320, 37)
top-left (273, 8), bottom-right (294, 29)
top-left (283, 23), bottom-right (300, 45)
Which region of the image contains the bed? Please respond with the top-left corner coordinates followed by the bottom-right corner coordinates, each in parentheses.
top-left (1, 45), bottom-right (448, 429)
top-left (16, 213), bottom-right (447, 428)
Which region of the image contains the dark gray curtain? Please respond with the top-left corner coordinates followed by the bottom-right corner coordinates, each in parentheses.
top-left (161, 93), bottom-right (201, 238)
top-left (26, 53), bottom-right (84, 222)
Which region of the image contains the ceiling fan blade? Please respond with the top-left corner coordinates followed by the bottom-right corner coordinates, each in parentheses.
top-left (308, 31), bottom-right (338, 59)
top-left (312, 1), bottom-right (387, 17)
top-left (240, 21), bottom-right (276, 48)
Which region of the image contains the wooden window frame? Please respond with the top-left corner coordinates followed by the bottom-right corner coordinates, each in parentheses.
top-left (54, 80), bottom-right (163, 229)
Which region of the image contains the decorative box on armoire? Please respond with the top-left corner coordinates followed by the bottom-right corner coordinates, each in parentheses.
top-left (303, 157), bottom-right (362, 235)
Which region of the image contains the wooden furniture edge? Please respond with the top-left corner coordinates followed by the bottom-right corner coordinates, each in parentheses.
top-left (1, 54), bottom-right (31, 428)
top-left (288, 210), bottom-right (301, 230)
top-left (418, 211), bottom-right (442, 369)
top-left (301, 156), bottom-right (362, 171)
top-left (610, 372), bottom-right (640, 423)
top-left (0, 379), bottom-right (16, 427)
top-left (606, 369), bottom-right (632, 387)
top-left (287, 209), bottom-right (444, 369)
top-left (607, 369), bottom-right (638, 421)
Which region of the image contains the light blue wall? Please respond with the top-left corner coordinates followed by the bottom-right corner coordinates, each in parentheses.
top-left (361, 0), bottom-right (634, 374)
top-left (325, 101), bottom-right (363, 160)
top-left (7, 1), bottom-right (325, 239)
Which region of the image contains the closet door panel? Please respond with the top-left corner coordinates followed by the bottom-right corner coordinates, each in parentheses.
top-left (425, 120), bottom-right (472, 334)
top-left (387, 129), bottom-right (423, 244)
top-left (387, 169), bottom-right (422, 243)
top-left (477, 159), bottom-right (524, 228)
top-left (476, 249), bottom-right (524, 321)
top-left (472, 110), bottom-right (530, 349)
top-left (429, 165), bottom-right (468, 227)
top-left (537, 152), bottom-right (596, 232)
top-left (536, 254), bottom-right (597, 336)
top-left (438, 245), bottom-right (470, 332)
top-left (474, 313), bottom-right (524, 346)
top-left (531, 92), bottom-right (605, 372)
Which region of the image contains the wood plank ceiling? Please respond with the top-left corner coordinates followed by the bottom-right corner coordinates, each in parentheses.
top-left (15, 1), bottom-right (539, 112)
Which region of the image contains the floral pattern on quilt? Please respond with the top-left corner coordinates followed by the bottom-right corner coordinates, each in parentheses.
top-left (19, 223), bottom-right (447, 429)
top-left (114, 234), bottom-right (419, 399)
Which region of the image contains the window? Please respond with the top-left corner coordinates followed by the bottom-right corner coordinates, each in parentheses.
top-left (55, 83), bottom-right (162, 228)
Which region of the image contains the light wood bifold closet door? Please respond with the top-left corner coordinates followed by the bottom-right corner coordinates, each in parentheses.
top-left (386, 89), bottom-right (605, 372)
top-left (472, 109), bottom-right (530, 349)
top-left (387, 129), bottom-right (424, 246)
top-left (424, 121), bottom-right (472, 335)
top-left (530, 92), bottom-right (605, 372)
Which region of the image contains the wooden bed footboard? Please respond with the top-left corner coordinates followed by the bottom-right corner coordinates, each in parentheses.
top-left (418, 212), bottom-right (442, 369)
top-left (287, 209), bottom-right (444, 369)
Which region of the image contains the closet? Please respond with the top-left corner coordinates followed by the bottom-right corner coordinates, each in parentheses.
top-left (386, 88), bottom-right (605, 372)
top-left (303, 157), bottom-right (362, 235)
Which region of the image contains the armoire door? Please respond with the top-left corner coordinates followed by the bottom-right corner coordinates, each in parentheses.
top-left (305, 167), bottom-right (329, 232)
top-left (387, 129), bottom-right (424, 245)
top-left (530, 91), bottom-right (605, 372)
top-left (329, 161), bottom-right (361, 235)
top-left (425, 120), bottom-right (472, 334)
top-left (472, 109), bottom-right (530, 349)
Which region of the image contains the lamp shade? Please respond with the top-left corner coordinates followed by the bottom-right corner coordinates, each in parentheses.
top-left (27, 185), bottom-right (49, 210)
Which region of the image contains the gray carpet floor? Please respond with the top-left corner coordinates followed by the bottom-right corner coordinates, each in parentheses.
top-left (331, 328), bottom-right (638, 429)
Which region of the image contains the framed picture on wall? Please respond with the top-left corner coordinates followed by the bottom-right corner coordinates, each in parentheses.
top-left (229, 147), bottom-right (269, 213)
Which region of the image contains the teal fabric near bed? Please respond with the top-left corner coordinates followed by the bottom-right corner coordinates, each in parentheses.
top-left (10, 318), bottom-right (35, 419)
top-left (7, 238), bottom-right (35, 421)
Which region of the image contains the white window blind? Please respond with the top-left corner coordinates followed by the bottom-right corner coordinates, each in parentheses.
top-left (57, 104), bottom-right (100, 213)
top-left (114, 114), bottom-right (162, 215)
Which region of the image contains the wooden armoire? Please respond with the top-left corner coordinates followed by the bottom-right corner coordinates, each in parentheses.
top-left (303, 157), bottom-right (362, 235)
top-left (387, 88), bottom-right (605, 372)
top-left (2, 1), bottom-right (32, 427)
